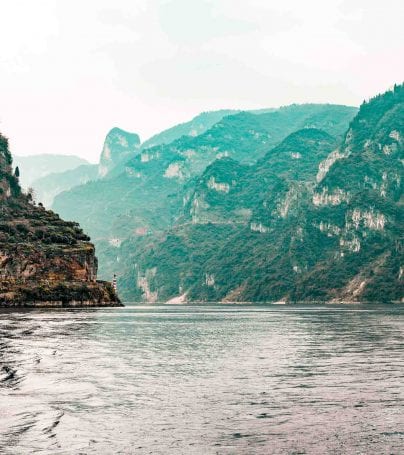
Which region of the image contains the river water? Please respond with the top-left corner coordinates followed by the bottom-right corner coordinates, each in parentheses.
top-left (0, 305), bottom-right (403, 454)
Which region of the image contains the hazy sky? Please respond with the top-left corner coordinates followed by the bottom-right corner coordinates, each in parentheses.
top-left (0, 0), bottom-right (403, 162)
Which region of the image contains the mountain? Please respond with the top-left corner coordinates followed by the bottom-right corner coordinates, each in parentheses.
top-left (24, 128), bottom-right (139, 208)
top-left (298, 84), bottom-right (404, 302)
top-left (180, 128), bottom-right (338, 225)
top-left (13, 154), bottom-right (89, 188)
top-left (141, 103), bottom-right (355, 150)
top-left (32, 164), bottom-right (98, 207)
top-left (115, 128), bottom-right (339, 301)
top-left (53, 104), bottom-right (356, 247)
top-left (113, 85), bottom-right (402, 303)
top-left (141, 110), bottom-right (239, 149)
top-left (98, 127), bottom-right (141, 178)
top-left (0, 133), bottom-right (120, 307)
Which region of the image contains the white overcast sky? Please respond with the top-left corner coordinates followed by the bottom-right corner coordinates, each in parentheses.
top-left (0, 0), bottom-right (403, 162)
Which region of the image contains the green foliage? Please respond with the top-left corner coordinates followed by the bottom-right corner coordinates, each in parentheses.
top-left (0, 136), bottom-right (91, 247)
top-left (47, 91), bottom-right (403, 303)
top-left (141, 109), bottom-right (239, 149)
top-left (116, 86), bottom-right (403, 303)
top-left (53, 104), bottom-right (356, 245)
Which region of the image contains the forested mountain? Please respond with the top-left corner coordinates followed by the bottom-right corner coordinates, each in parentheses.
top-left (0, 133), bottom-right (119, 306)
top-left (28, 128), bottom-right (140, 208)
top-left (53, 104), bottom-right (356, 243)
top-left (109, 85), bottom-right (402, 303)
top-left (141, 109), bottom-right (239, 149)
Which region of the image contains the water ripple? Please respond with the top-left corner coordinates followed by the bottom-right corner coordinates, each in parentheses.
top-left (0, 304), bottom-right (403, 454)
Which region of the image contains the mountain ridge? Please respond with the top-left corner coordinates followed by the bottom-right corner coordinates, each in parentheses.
top-left (53, 103), bottom-right (357, 245)
top-left (112, 85), bottom-right (403, 303)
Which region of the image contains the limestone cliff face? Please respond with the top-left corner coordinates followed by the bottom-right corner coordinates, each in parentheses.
top-left (0, 133), bottom-right (121, 307)
top-left (98, 127), bottom-right (140, 178)
top-left (116, 85), bottom-right (403, 303)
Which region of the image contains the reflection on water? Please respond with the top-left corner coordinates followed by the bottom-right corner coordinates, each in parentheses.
top-left (0, 305), bottom-right (403, 454)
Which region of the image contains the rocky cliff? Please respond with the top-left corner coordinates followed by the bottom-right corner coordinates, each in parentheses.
top-left (114, 85), bottom-right (402, 303)
top-left (0, 133), bottom-right (121, 307)
top-left (98, 127), bottom-right (140, 178)
top-left (53, 104), bottom-right (356, 248)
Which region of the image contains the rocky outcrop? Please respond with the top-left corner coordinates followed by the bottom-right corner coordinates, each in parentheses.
top-left (0, 133), bottom-right (121, 307)
top-left (98, 127), bottom-right (140, 177)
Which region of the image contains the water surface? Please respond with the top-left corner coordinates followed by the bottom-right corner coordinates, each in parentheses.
top-left (0, 304), bottom-right (403, 454)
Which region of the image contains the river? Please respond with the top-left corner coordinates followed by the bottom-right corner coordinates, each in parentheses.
top-left (0, 304), bottom-right (403, 454)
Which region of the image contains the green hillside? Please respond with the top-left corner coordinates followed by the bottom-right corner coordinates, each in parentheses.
top-left (141, 110), bottom-right (239, 149)
top-left (53, 104), bottom-right (356, 244)
top-left (113, 85), bottom-right (403, 303)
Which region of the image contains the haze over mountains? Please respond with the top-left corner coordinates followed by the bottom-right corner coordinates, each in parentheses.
top-left (121, 86), bottom-right (401, 303)
top-left (13, 154), bottom-right (89, 189)
top-left (20, 86), bottom-right (403, 303)
top-left (16, 110), bottom-right (244, 207)
top-left (53, 104), bottom-right (357, 239)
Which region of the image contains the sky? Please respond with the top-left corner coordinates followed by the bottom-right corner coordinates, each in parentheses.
top-left (0, 0), bottom-right (403, 162)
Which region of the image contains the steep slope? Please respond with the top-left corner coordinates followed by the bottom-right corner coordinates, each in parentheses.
top-left (0, 133), bottom-right (120, 307)
top-left (116, 128), bottom-right (338, 301)
top-left (26, 127), bottom-right (140, 208)
top-left (53, 104), bottom-right (356, 245)
top-left (296, 84), bottom-right (404, 302)
top-left (98, 127), bottom-right (141, 178)
top-left (115, 85), bottom-right (403, 303)
top-left (181, 129), bottom-right (337, 225)
top-left (52, 111), bottom-right (275, 242)
top-left (13, 154), bottom-right (88, 188)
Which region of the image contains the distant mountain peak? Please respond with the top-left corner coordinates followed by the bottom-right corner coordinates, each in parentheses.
top-left (98, 128), bottom-right (141, 177)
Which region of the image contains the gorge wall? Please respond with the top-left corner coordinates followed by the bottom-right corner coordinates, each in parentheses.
top-left (0, 133), bottom-right (121, 307)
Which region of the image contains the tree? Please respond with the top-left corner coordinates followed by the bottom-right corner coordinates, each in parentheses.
top-left (14, 166), bottom-right (20, 178)
top-left (26, 187), bottom-right (36, 204)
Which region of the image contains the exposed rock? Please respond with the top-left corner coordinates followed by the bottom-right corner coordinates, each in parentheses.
top-left (115, 84), bottom-right (402, 304)
top-left (136, 267), bottom-right (158, 302)
top-left (207, 176), bottom-right (230, 193)
top-left (99, 127), bottom-right (140, 177)
top-left (164, 162), bottom-right (184, 179)
top-left (0, 133), bottom-right (121, 307)
top-left (250, 222), bottom-right (269, 233)
top-left (312, 187), bottom-right (350, 206)
top-left (316, 147), bottom-right (348, 183)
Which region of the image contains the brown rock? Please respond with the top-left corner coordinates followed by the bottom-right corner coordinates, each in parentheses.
top-left (0, 132), bottom-right (122, 307)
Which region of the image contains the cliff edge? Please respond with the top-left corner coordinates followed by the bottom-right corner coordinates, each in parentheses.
top-left (0, 133), bottom-right (121, 307)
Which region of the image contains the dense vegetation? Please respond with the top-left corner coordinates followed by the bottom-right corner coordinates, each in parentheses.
top-left (9, 86), bottom-right (402, 303)
top-left (0, 132), bottom-right (120, 306)
top-left (53, 104), bottom-right (356, 243)
top-left (0, 197), bottom-right (90, 245)
top-left (112, 86), bottom-right (403, 303)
